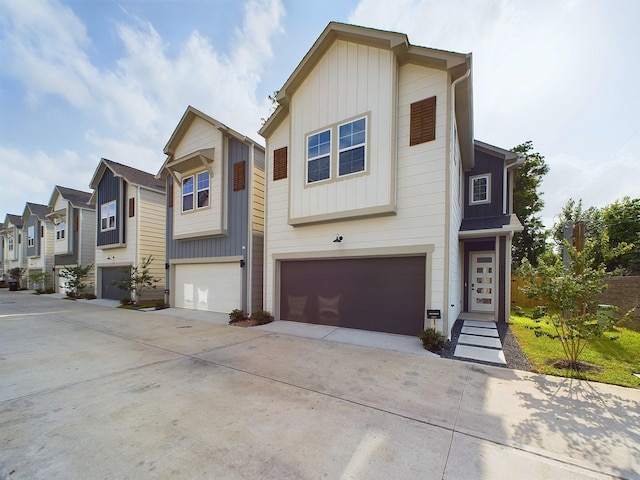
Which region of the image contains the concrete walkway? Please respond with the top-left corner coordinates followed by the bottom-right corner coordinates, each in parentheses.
top-left (1, 291), bottom-right (639, 479)
top-left (454, 320), bottom-right (506, 365)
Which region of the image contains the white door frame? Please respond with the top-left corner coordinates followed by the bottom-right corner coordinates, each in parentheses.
top-left (469, 251), bottom-right (495, 313)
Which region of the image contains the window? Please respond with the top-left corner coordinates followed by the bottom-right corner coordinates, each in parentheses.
top-left (27, 226), bottom-right (35, 247)
top-left (8, 236), bottom-right (14, 251)
top-left (470, 174), bottom-right (490, 204)
top-left (100, 201), bottom-right (116, 231)
top-left (338, 117), bottom-right (366, 176)
top-left (56, 221), bottom-right (66, 240)
top-left (182, 171), bottom-right (210, 212)
top-left (307, 129), bottom-right (331, 183)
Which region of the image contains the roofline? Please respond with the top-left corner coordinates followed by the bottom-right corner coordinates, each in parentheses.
top-left (47, 185), bottom-right (94, 210)
top-left (89, 158), bottom-right (165, 193)
top-left (474, 140), bottom-right (519, 162)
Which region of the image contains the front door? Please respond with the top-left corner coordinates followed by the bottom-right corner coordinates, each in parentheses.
top-left (469, 252), bottom-right (495, 313)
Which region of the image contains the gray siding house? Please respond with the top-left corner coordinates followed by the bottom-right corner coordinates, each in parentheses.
top-left (22, 202), bottom-right (55, 290)
top-left (1, 214), bottom-right (24, 285)
top-left (158, 106), bottom-right (265, 314)
top-left (47, 186), bottom-right (96, 294)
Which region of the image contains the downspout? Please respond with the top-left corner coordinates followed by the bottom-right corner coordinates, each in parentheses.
top-left (444, 67), bottom-right (470, 339)
top-left (503, 154), bottom-right (525, 214)
top-left (247, 143), bottom-right (255, 315)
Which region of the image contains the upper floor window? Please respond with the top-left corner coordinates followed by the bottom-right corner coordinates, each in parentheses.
top-left (27, 226), bottom-right (35, 247)
top-left (182, 171), bottom-right (210, 212)
top-left (338, 117), bottom-right (366, 177)
top-left (100, 201), bottom-right (116, 231)
top-left (470, 174), bottom-right (491, 205)
top-left (56, 221), bottom-right (66, 240)
top-left (307, 129), bottom-right (331, 183)
top-left (7, 236), bottom-right (14, 251)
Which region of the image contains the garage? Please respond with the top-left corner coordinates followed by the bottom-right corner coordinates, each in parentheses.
top-left (279, 256), bottom-right (426, 336)
top-left (101, 266), bottom-right (131, 300)
top-left (174, 263), bottom-right (242, 313)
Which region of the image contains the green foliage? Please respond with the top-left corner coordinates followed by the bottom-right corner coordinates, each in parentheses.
top-left (519, 243), bottom-right (634, 370)
top-left (511, 141), bottom-right (550, 268)
top-left (59, 264), bottom-right (93, 299)
top-left (531, 306), bottom-right (547, 319)
top-left (112, 256), bottom-right (160, 304)
top-left (28, 271), bottom-right (49, 291)
top-left (229, 309), bottom-right (247, 323)
top-left (419, 328), bottom-right (446, 352)
top-left (250, 310), bottom-right (273, 325)
top-left (8, 267), bottom-right (24, 282)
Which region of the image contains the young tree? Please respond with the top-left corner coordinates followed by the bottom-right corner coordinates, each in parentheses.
top-left (113, 256), bottom-right (160, 304)
top-left (511, 141), bottom-right (550, 268)
top-left (60, 264), bottom-right (94, 298)
top-left (28, 271), bottom-right (50, 292)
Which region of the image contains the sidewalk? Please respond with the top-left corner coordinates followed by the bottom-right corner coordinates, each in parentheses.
top-left (1, 291), bottom-right (638, 479)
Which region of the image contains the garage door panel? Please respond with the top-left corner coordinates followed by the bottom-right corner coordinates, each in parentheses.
top-left (101, 267), bottom-right (131, 300)
top-left (175, 263), bottom-right (241, 313)
top-left (280, 257), bottom-right (425, 336)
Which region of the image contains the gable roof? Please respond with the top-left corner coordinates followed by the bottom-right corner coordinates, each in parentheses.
top-left (4, 214), bottom-right (23, 229)
top-left (23, 202), bottom-right (51, 221)
top-left (474, 140), bottom-right (520, 164)
top-left (49, 185), bottom-right (95, 210)
top-left (89, 158), bottom-right (165, 194)
top-left (259, 22), bottom-right (474, 167)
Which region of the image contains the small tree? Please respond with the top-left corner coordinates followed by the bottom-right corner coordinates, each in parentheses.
top-left (60, 264), bottom-right (94, 298)
top-left (519, 242), bottom-right (632, 370)
top-left (113, 256), bottom-right (160, 304)
top-left (8, 267), bottom-right (24, 287)
top-left (28, 271), bottom-right (50, 292)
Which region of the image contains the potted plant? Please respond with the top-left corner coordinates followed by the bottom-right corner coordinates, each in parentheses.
top-left (8, 267), bottom-right (24, 291)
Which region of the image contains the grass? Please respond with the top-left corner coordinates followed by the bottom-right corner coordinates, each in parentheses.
top-left (510, 312), bottom-right (640, 389)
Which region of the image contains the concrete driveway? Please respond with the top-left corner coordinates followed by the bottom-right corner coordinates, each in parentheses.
top-left (1, 291), bottom-right (638, 479)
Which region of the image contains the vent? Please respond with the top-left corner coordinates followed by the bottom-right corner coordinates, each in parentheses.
top-left (410, 96), bottom-right (436, 146)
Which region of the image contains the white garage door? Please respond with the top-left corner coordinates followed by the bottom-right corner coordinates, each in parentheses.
top-left (174, 263), bottom-right (242, 313)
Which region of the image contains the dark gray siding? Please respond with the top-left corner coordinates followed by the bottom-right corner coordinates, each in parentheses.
top-left (96, 169), bottom-right (124, 246)
top-left (25, 216), bottom-right (40, 257)
top-left (464, 149), bottom-right (504, 219)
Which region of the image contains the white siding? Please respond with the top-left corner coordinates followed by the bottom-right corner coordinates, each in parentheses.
top-left (288, 40), bottom-right (396, 223)
top-left (447, 123), bottom-right (464, 336)
top-left (172, 117), bottom-right (225, 239)
top-left (52, 194), bottom-right (71, 255)
top-left (265, 58), bottom-right (452, 331)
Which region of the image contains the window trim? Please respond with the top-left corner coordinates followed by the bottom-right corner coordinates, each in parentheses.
top-left (100, 200), bottom-right (117, 232)
top-left (7, 236), bottom-right (14, 251)
top-left (27, 225), bottom-right (35, 247)
top-left (306, 128), bottom-right (332, 184)
top-left (337, 116), bottom-right (367, 178)
top-left (56, 221), bottom-right (66, 241)
top-left (181, 170), bottom-right (211, 213)
top-left (470, 174), bottom-right (491, 205)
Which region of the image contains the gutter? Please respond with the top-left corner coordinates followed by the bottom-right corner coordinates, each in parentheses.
top-left (502, 154), bottom-right (525, 215)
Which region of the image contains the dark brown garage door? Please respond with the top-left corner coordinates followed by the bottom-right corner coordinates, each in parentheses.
top-left (279, 256), bottom-right (425, 336)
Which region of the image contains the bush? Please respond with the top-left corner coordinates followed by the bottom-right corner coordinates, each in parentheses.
top-left (250, 310), bottom-right (274, 326)
top-left (419, 328), bottom-right (446, 352)
top-left (229, 309), bottom-right (247, 323)
top-left (531, 306), bottom-right (547, 319)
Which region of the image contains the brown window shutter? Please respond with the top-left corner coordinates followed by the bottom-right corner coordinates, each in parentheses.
top-left (74, 214), bottom-right (79, 231)
top-left (410, 96), bottom-right (436, 146)
top-left (234, 161), bottom-right (246, 191)
top-left (273, 147), bottom-right (288, 181)
top-left (168, 183), bottom-right (174, 208)
top-left (41, 226), bottom-right (44, 237)
top-left (129, 197), bottom-right (135, 217)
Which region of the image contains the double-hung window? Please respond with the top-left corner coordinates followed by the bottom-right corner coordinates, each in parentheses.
top-left (182, 171), bottom-right (210, 212)
top-left (307, 129), bottom-right (331, 183)
top-left (338, 117), bottom-right (366, 177)
top-left (100, 201), bottom-right (116, 231)
top-left (56, 221), bottom-right (66, 240)
top-left (27, 226), bottom-right (35, 247)
top-left (7, 236), bottom-right (13, 251)
top-left (470, 174), bottom-right (490, 205)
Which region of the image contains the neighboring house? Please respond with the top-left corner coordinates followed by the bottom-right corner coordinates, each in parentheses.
top-left (46, 186), bottom-right (96, 294)
top-left (258, 22), bottom-right (522, 338)
top-left (88, 159), bottom-right (166, 301)
top-left (1, 214), bottom-right (24, 285)
top-left (157, 106), bottom-right (265, 314)
top-left (22, 202), bottom-right (55, 290)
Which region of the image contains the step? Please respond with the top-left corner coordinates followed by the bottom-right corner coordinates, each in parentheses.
top-left (463, 320), bottom-right (497, 328)
top-left (454, 344), bottom-right (506, 365)
top-left (457, 334), bottom-right (502, 349)
top-left (460, 326), bottom-right (499, 337)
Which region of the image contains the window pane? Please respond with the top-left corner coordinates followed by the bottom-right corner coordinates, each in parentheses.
top-left (183, 177), bottom-right (194, 194)
top-left (101, 218), bottom-right (107, 230)
top-left (198, 190), bottom-right (209, 208)
top-left (183, 193), bottom-right (194, 211)
top-left (308, 156), bottom-right (330, 183)
top-left (109, 216), bottom-right (115, 229)
top-left (339, 146), bottom-right (365, 176)
top-left (197, 172), bottom-right (209, 190)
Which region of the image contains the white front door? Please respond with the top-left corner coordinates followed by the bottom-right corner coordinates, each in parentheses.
top-left (469, 252), bottom-right (495, 313)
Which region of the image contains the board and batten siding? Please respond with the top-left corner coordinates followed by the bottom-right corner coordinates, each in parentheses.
top-left (96, 169), bottom-right (123, 246)
top-left (52, 194), bottom-right (72, 257)
top-left (288, 40), bottom-right (396, 223)
top-left (447, 123), bottom-right (464, 331)
top-left (172, 117), bottom-right (225, 239)
top-left (138, 187), bottom-right (166, 296)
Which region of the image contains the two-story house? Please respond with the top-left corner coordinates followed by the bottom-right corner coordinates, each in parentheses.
top-left (22, 202), bottom-right (55, 290)
top-left (157, 106), bottom-right (265, 314)
top-left (1, 214), bottom-right (24, 286)
top-left (259, 22), bottom-right (522, 339)
top-left (47, 186), bottom-right (96, 294)
top-left (88, 159), bottom-right (166, 301)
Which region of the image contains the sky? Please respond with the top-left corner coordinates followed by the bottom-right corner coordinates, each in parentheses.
top-left (1, 0), bottom-right (638, 229)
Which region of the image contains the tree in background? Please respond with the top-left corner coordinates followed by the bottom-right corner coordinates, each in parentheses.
top-left (511, 141), bottom-right (550, 268)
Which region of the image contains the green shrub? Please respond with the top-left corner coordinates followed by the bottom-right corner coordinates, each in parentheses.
top-left (250, 310), bottom-right (274, 325)
top-left (419, 328), bottom-right (446, 352)
top-left (531, 306), bottom-right (547, 319)
top-left (229, 309), bottom-right (247, 323)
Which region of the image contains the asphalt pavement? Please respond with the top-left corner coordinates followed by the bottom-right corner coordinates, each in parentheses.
top-left (1, 291), bottom-right (638, 479)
